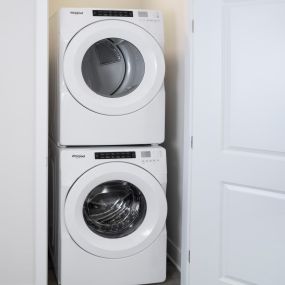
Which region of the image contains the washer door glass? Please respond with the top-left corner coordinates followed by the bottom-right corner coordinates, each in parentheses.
top-left (83, 180), bottom-right (147, 238)
top-left (64, 162), bottom-right (167, 258)
top-left (82, 38), bottom-right (145, 98)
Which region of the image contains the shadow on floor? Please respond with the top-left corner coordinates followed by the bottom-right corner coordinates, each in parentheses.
top-left (48, 259), bottom-right (180, 285)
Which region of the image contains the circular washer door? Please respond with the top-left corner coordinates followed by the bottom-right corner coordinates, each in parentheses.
top-left (65, 162), bottom-right (167, 259)
top-left (64, 20), bottom-right (165, 116)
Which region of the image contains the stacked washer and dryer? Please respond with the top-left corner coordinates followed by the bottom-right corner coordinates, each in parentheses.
top-left (49, 8), bottom-right (167, 285)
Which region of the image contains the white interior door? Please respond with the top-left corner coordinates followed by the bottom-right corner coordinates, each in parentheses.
top-left (190, 0), bottom-right (285, 284)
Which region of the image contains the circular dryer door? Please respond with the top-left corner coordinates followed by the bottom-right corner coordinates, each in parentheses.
top-left (63, 20), bottom-right (165, 115)
top-left (65, 162), bottom-right (167, 259)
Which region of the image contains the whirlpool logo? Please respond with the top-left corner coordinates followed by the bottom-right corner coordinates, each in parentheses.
top-left (72, 154), bottom-right (86, 159)
top-left (70, 11), bottom-right (84, 15)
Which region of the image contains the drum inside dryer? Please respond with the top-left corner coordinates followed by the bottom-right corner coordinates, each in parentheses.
top-left (81, 38), bottom-right (145, 98)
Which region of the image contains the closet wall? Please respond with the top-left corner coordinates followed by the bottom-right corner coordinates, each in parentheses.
top-left (49, 0), bottom-right (188, 269)
top-left (0, 1), bottom-right (36, 285)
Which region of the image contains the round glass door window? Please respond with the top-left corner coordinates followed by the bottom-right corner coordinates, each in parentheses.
top-left (83, 180), bottom-right (147, 239)
top-left (81, 38), bottom-right (145, 98)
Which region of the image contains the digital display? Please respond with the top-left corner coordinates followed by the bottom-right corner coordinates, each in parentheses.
top-left (93, 10), bottom-right (133, 17)
top-left (141, 151), bottom-right (151, 158)
top-left (138, 11), bottom-right (148, 17)
top-left (95, 152), bottom-right (136, 159)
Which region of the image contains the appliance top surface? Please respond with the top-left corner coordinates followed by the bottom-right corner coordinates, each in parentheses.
top-left (62, 145), bottom-right (164, 151)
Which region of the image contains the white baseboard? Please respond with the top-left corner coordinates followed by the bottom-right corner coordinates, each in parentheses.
top-left (167, 238), bottom-right (181, 271)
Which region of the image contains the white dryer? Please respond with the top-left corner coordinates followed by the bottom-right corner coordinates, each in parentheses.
top-left (49, 8), bottom-right (165, 146)
top-left (49, 143), bottom-right (168, 285)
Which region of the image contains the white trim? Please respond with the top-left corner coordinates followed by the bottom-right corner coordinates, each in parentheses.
top-left (180, 0), bottom-right (194, 284)
top-left (167, 238), bottom-right (181, 271)
top-left (35, 0), bottom-right (48, 285)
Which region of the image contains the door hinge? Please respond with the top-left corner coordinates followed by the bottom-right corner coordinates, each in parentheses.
top-left (188, 250), bottom-right (191, 263)
top-left (191, 136), bottom-right (194, 149)
top-left (192, 19), bottom-right (195, 33)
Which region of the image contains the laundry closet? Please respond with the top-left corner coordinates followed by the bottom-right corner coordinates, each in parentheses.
top-left (46, 1), bottom-right (285, 284)
top-left (3, 0), bottom-right (284, 284)
top-left (48, 1), bottom-right (187, 285)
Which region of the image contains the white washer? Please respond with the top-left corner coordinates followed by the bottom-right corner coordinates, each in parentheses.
top-left (49, 8), bottom-right (165, 146)
top-left (49, 142), bottom-right (168, 285)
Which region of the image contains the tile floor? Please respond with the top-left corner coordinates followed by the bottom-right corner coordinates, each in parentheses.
top-left (48, 259), bottom-right (180, 285)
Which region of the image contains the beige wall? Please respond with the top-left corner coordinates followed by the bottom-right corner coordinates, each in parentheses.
top-left (49, 0), bottom-right (142, 16)
top-left (141, 0), bottom-right (188, 269)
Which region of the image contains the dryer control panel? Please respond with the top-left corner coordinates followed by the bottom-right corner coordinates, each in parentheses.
top-left (93, 10), bottom-right (133, 17)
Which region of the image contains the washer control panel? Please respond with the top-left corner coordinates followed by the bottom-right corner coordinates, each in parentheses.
top-left (93, 149), bottom-right (163, 163)
top-left (95, 151), bottom-right (136, 159)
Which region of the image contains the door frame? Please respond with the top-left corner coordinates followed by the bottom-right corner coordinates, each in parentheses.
top-left (180, 0), bottom-right (194, 284)
top-left (35, 0), bottom-right (48, 284)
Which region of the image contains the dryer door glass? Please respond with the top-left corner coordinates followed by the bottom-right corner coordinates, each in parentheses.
top-left (81, 38), bottom-right (145, 98)
top-left (83, 180), bottom-right (147, 239)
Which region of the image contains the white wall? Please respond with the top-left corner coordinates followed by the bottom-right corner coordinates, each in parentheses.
top-left (141, 0), bottom-right (188, 269)
top-left (0, 1), bottom-right (36, 284)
